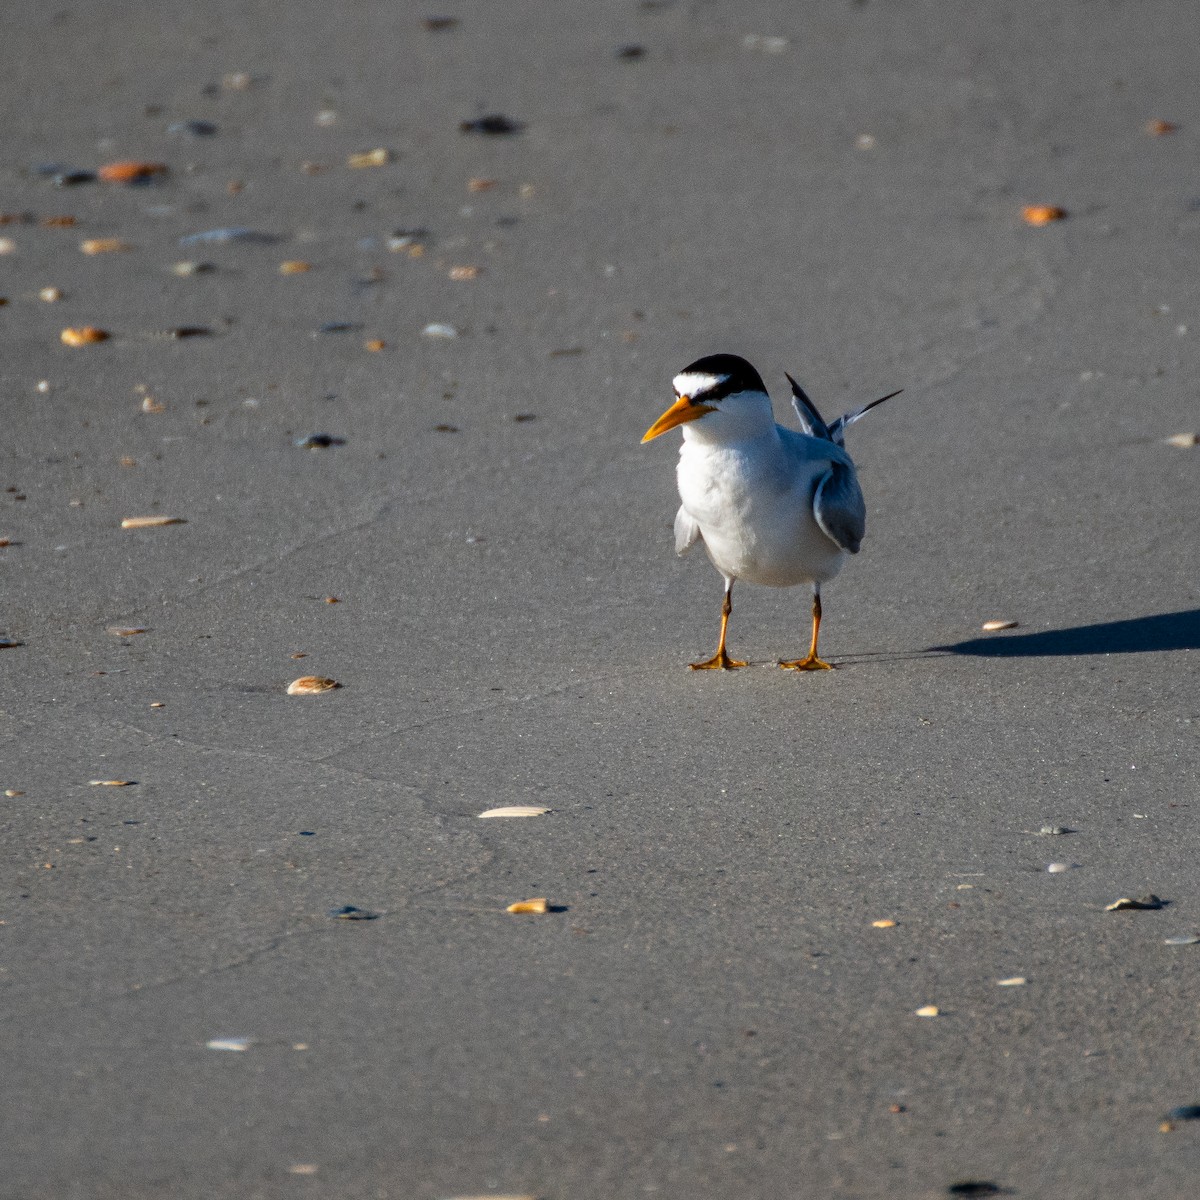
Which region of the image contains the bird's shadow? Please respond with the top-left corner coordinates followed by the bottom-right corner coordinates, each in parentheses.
top-left (935, 608), bottom-right (1200, 658)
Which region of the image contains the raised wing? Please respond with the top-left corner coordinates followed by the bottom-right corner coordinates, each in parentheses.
top-left (828, 389), bottom-right (902, 447)
top-left (812, 461), bottom-right (866, 554)
top-left (674, 505), bottom-right (702, 555)
top-left (785, 373), bottom-right (832, 441)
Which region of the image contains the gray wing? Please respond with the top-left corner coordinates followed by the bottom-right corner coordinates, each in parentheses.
top-left (812, 461), bottom-right (866, 554)
top-left (674, 505), bottom-right (702, 555)
top-left (785, 373), bottom-right (832, 441)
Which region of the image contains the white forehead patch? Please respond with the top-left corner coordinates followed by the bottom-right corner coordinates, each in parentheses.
top-left (673, 371), bottom-right (722, 399)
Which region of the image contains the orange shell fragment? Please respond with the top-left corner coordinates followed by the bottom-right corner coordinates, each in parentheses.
top-left (61, 326), bottom-right (109, 346)
top-left (1022, 205), bottom-right (1067, 226)
top-left (98, 161), bottom-right (168, 183)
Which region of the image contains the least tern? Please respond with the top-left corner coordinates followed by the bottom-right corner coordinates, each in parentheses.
top-left (642, 353), bottom-right (900, 671)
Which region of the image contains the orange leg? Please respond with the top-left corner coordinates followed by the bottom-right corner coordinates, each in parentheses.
top-left (691, 581), bottom-right (748, 670)
top-left (779, 588), bottom-right (834, 671)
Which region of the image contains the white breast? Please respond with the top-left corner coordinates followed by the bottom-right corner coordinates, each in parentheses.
top-left (676, 430), bottom-right (846, 588)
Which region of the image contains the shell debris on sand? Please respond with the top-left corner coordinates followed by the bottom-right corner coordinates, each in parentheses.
top-left (346, 148), bottom-right (391, 168)
top-left (97, 161), bottom-right (168, 183)
top-left (1164, 432), bottom-right (1198, 447)
top-left (278, 260), bottom-right (312, 274)
top-left (914, 1005), bottom-right (940, 1018)
top-left (206, 1037), bottom-right (252, 1052)
top-left (506, 898), bottom-right (549, 914)
top-left (981, 619), bottom-right (1019, 631)
top-left (39, 286), bottom-right (63, 302)
top-left (61, 327), bottom-right (109, 346)
top-left (1022, 205), bottom-right (1067, 226)
top-left (871, 919), bottom-right (897, 928)
top-left (997, 977), bottom-right (1027, 987)
top-left (106, 626), bottom-right (148, 636)
top-left (80, 238), bottom-right (131, 254)
top-left (121, 516), bottom-right (185, 528)
top-left (448, 265), bottom-right (481, 280)
top-left (89, 779), bottom-right (135, 787)
top-left (287, 676), bottom-right (341, 695)
top-left (478, 806), bottom-right (551, 819)
top-left (1106, 895), bottom-right (1165, 911)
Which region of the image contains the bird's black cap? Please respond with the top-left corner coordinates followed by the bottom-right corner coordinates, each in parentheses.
top-left (676, 354), bottom-right (767, 402)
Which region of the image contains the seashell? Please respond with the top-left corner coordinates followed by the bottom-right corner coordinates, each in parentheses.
top-left (121, 516), bottom-right (184, 528)
top-left (478, 806), bottom-right (550, 819)
top-left (98, 161), bottom-right (167, 183)
top-left (506, 898), bottom-right (549, 914)
top-left (287, 676), bottom-right (340, 695)
top-left (61, 326), bottom-right (109, 345)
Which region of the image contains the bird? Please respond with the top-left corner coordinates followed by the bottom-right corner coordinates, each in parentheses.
top-left (641, 353), bottom-right (900, 671)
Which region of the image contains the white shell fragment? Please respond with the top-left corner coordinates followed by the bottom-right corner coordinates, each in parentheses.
top-left (1164, 936), bottom-right (1200, 945)
top-left (1046, 862), bottom-right (1075, 873)
top-left (1164, 433), bottom-right (1198, 447)
top-left (478, 806), bottom-right (550, 819)
top-left (506, 898), bottom-right (549, 914)
top-left (914, 1005), bottom-right (940, 1017)
top-left (982, 619), bottom-right (1019, 631)
top-left (121, 515), bottom-right (185, 529)
top-left (206, 1037), bottom-right (252, 1051)
top-left (286, 676), bottom-right (341, 695)
top-left (997, 977), bottom-right (1027, 987)
top-left (422, 322), bottom-right (459, 338)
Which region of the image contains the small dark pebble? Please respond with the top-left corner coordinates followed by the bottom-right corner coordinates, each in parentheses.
top-left (460, 114), bottom-right (524, 136)
top-left (314, 322), bottom-right (363, 335)
top-left (167, 326), bottom-right (213, 339)
top-left (168, 119), bottom-right (219, 136)
top-left (54, 171), bottom-right (97, 187)
top-left (617, 44), bottom-right (646, 60)
top-left (1168, 1105), bottom-right (1200, 1121)
top-left (434, 424), bottom-right (459, 433)
top-left (423, 15), bottom-right (458, 31)
top-left (295, 433), bottom-right (346, 449)
top-left (298, 831), bottom-right (315, 836)
top-left (329, 905), bottom-right (380, 920)
top-left (513, 413), bottom-right (537, 422)
top-left (947, 1185), bottom-right (1003, 1198)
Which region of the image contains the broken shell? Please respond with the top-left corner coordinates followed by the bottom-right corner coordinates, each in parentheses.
top-left (1046, 862), bottom-right (1074, 873)
top-left (61, 326), bottom-right (109, 346)
top-left (1146, 119), bottom-right (1178, 135)
top-left (170, 260), bottom-right (213, 275)
top-left (328, 904), bottom-right (379, 920)
top-left (1022, 205), bottom-right (1067, 226)
top-left (914, 1005), bottom-right (940, 1017)
top-left (996, 977), bottom-right (1027, 987)
top-left (106, 626), bottom-right (148, 636)
top-left (141, 396), bottom-right (166, 413)
top-left (871, 919), bottom-right (897, 928)
top-left (347, 148), bottom-right (390, 168)
top-left (80, 238), bottom-right (131, 254)
top-left (448, 265), bottom-right (481, 280)
top-left (506, 898), bottom-right (549, 914)
top-left (1164, 935), bottom-right (1200, 945)
top-left (1164, 432), bottom-right (1198, 447)
top-left (98, 161), bottom-right (167, 183)
top-left (89, 780), bottom-right (134, 786)
top-left (39, 286), bottom-right (63, 302)
top-left (121, 516), bottom-right (185, 528)
top-left (422, 322), bottom-right (458, 338)
top-left (206, 1037), bottom-right (252, 1051)
top-left (364, 339), bottom-right (385, 352)
top-left (278, 260), bottom-right (312, 274)
top-left (468, 177), bottom-right (498, 192)
top-left (981, 619), bottom-right (1019, 631)
top-left (287, 676), bottom-right (341, 695)
top-left (0, 237), bottom-right (16, 254)
top-left (6, 789), bottom-right (26, 797)
top-left (1106, 895), bottom-right (1165, 911)
top-left (478, 806), bottom-right (550, 819)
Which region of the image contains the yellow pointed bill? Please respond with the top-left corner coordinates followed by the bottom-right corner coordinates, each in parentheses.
top-left (641, 396), bottom-right (715, 443)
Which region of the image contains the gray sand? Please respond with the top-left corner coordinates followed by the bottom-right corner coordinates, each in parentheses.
top-left (3, 2), bottom-right (1199, 1197)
